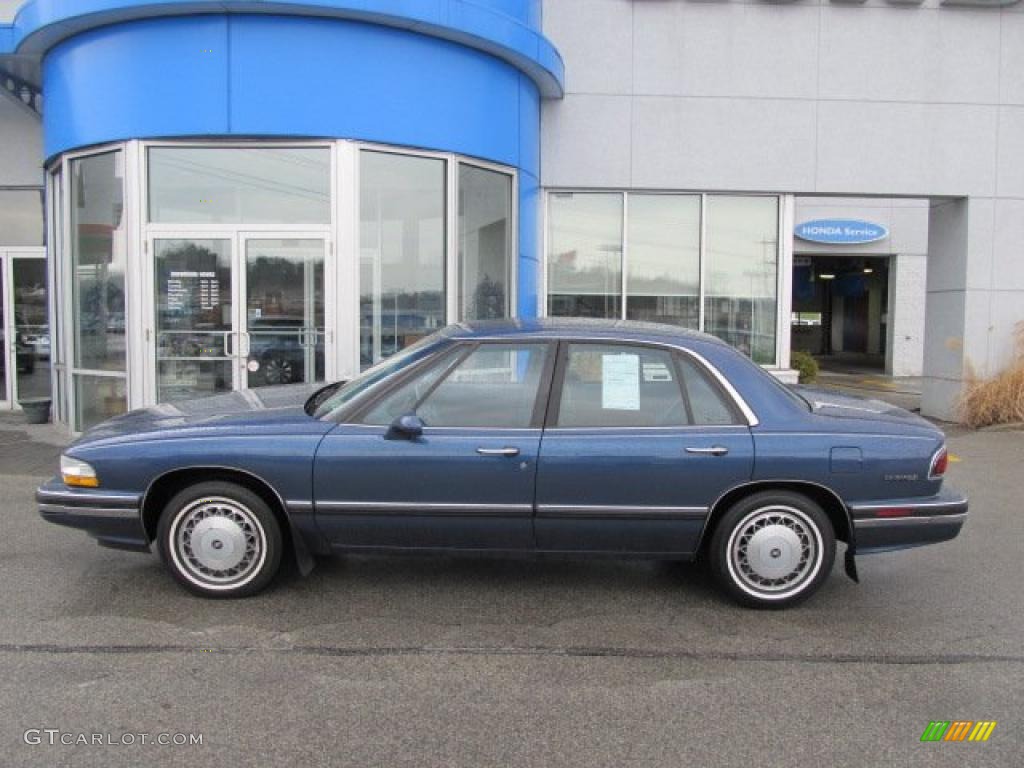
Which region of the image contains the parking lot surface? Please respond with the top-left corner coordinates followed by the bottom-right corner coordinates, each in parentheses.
top-left (0, 425), bottom-right (1020, 766)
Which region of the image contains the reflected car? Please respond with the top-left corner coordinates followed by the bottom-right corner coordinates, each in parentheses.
top-left (37, 319), bottom-right (967, 608)
top-left (247, 317), bottom-right (318, 386)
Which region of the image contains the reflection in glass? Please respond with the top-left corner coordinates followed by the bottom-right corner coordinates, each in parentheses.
top-left (458, 164), bottom-right (512, 320)
top-left (359, 151), bottom-right (446, 368)
top-left (148, 147), bottom-right (331, 224)
top-left (155, 239), bottom-right (233, 401)
top-left (547, 193), bottom-right (622, 319)
top-left (71, 151), bottom-right (126, 373)
top-left (626, 194), bottom-right (700, 328)
top-left (75, 375), bottom-right (127, 430)
top-left (704, 196), bottom-right (778, 364)
top-left (13, 259), bottom-right (51, 401)
top-left (245, 239), bottom-right (325, 388)
top-left (0, 265), bottom-right (5, 400)
top-left (0, 190), bottom-right (44, 246)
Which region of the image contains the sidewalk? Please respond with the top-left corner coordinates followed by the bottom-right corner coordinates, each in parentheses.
top-left (0, 412), bottom-right (69, 476)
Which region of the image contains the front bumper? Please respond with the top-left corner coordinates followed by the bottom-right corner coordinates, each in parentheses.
top-left (849, 486), bottom-right (968, 554)
top-left (36, 478), bottom-right (150, 553)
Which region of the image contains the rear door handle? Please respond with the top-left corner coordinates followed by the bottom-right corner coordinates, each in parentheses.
top-left (476, 447), bottom-right (520, 457)
top-left (685, 446), bottom-right (729, 456)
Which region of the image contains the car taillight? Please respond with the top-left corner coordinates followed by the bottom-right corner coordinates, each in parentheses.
top-left (929, 446), bottom-right (948, 479)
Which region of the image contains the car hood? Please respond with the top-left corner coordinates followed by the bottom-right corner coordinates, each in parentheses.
top-left (71, 384), bottom-right (331, 448)
top-left (792, 385), bottom-right (941, 434)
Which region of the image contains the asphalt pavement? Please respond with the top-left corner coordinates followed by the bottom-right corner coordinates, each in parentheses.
top-left (0, 424), bottom-right (1020, 767)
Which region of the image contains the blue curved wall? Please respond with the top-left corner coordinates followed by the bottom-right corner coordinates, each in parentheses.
top-left (41, 12), bottom-right (548, 315)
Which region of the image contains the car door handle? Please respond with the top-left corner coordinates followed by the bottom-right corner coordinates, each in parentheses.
top-left (685, 446), bottom-right (729, 456)
top-left (476, 447), bottom-right (520, 457)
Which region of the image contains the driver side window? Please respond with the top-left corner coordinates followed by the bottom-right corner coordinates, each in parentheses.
top-left (361, 343), bottom-right (550, 428)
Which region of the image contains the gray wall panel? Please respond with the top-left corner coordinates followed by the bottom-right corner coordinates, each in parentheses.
top-left (818, 7), bottom-right (1001, 105)
top-left (0, 92), bottom-right (42, 188)
top-left (815, 101), bottom-right (998, 197)
top-left (630, 96), bottom-right (817, 191)
top-left (633, 2), bottom-right (820, 99)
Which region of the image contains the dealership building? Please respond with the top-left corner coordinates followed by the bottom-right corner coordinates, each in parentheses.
top-left (0, 0), bottom-right (1020, 431)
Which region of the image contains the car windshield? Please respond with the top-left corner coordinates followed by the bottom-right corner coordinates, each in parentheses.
top-left (311, 333), bottom-right (449, 420)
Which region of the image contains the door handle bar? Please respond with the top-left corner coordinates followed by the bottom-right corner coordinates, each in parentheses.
top-left (476, 447), bottom-right (520, 457)
top-left (685, 446), bottom-right (729, 456)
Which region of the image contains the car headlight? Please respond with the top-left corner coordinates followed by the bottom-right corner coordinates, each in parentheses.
top-left (61, 455), bottom-right (99, 488)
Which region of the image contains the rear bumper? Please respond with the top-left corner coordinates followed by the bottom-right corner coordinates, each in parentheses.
top-left (849, 487), bottom-right (968, 554)
top-left (36, 478), bottom-right (150, 553)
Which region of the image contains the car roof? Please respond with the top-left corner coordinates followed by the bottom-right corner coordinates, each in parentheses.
top-left (442, 318), bottom-right (730, 348)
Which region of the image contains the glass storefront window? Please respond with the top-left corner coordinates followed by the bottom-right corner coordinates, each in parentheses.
top-left (359, 151), bottom-right (446, 367)
top-left (626, 194), bottom-right (700, 329)
top-left (458, 164), bottom-right (512, 320)
top-left (74, 374), bottom-right (127, 428)
top-left (546, 191), bottom-right (780, 366)
top-left (46, 140), bottom-right (517, 431)
top-left (148, 147), bottom-right (331, 224)
top-left (0, 190), bottom-right (44, 246)
top-left (71, 151), bottom-right (127, 374)
top-left (547, 192), bottom-right (622, 319)
top-left (704, 196), bottom-right (778, 365)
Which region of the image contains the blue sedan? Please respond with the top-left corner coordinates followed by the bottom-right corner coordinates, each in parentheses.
top-left (38, 319), bottom-right (967, 608)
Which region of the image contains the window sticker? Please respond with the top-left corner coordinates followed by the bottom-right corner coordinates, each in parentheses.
top-left (602, 354), bottom-right (640, 411)
top-left (642, 362), bottom-right (672, 382)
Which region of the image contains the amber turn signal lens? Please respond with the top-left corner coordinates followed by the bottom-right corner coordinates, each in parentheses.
top-left (60, 455), bottom-right (99, 488)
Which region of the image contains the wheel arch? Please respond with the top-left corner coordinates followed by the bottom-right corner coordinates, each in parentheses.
top-left (699, 480), bottom-right (853, 554)
top-left (141, 466), bottom-right (315, 575)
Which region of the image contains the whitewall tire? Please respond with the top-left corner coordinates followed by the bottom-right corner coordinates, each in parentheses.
top-left (157, 481), bottom-right (282, 598)
top-left (709, 491), bottom-right (835, 609)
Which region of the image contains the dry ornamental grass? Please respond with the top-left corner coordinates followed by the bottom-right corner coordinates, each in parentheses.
top-left (958, 322), bottom-right (1024, 428)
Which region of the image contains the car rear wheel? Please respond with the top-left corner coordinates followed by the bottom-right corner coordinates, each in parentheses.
top-left (709, 491), bottom-right (835, 609)
top-left (157, 481), bottom-right (282, 598)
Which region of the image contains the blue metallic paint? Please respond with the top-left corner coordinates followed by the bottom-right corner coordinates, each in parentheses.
top-left (314, 425), bottom-right (541, 549)
top-left (4, 1), bottom-right (561, 95)
top-left (38, 320), bottom-right (968, 571)
top-left (36, 9), bottom-right (545, 317)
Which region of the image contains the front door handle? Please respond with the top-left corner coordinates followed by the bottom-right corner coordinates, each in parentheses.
top-left (685, 446), bottom-right (729, 456)
top-left (476, 447), bottom-right (520, 457)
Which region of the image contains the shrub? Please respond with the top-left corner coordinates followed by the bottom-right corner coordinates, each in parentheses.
top-left (790, 350), bottom-right (819, 384)
top-left (959, 322), bottom-right (1024, 428)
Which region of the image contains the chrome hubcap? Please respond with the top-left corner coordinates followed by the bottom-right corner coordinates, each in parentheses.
top-left (728, 506), bottom-right (821, 597)
top-left (173, 498), bottom-right (264, 586)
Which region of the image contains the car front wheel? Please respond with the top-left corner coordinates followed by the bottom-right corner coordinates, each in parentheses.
top-left (709, 491), bottom-right (835, 609)
top-left (157, 481), bottom-right (282, 598)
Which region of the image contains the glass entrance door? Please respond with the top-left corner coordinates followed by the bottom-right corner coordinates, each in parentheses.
top-left (241, 237), bottom-right (326, 389)
top-left (0, 251), bottom-right (51, 408)
top-left (11, 256), bottom-right (51, 404)
top-left (150, 234), bottom-right (329, 403)
top-left (0, 256), bottom-right (7, 405)
top-left (154, 237), bottom-right (235, 401)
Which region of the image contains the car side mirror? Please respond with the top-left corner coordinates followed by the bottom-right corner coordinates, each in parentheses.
top-left (387, 413), bottom-right (424, 440)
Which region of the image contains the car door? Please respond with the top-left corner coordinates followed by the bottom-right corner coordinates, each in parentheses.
top-left (534, 341), bottom-right (754, 555)
top-left (313, 341), bottom-right (555, 550)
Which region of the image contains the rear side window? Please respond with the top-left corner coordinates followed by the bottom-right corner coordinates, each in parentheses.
top-left (675, 353), bottom-right (741, 426)
top-left (555, 344), bottom-right (688, 428)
